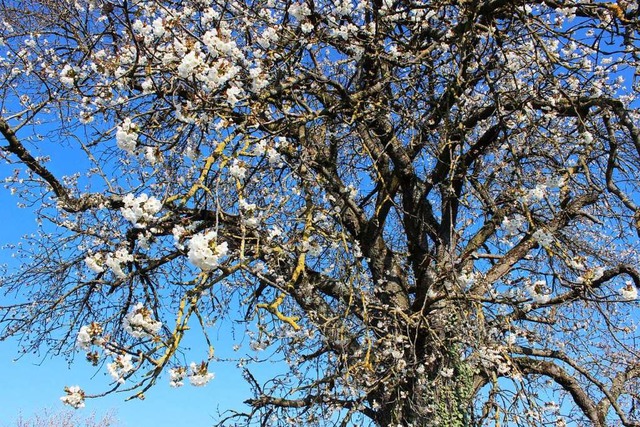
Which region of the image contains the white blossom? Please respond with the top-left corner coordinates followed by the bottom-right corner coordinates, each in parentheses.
top-left (477, 346), bottom-right (511, 375)
top-left (226, 86), bottom-right (243, 106)
top-left (59, 64), bottom-right (76, 87)
top-left (172, 225), bottom-right (186, 250)
top-left (267, 147), bottom-right (283, 167)
top-left (577, 266), bottom-right (605, 284)
top-left (440, 367), bottom-right (454, 378)
top-left (253, 140), bottom-right (267, 156)
top-left (60, 386), bottom-right (85, 409)
top-left (187, 231), bottom-right (229, 271)
top-left (502, 214), bottom-right (526, 235)
top-left (115, 118), bottom-right (138, 154)
top-left (527, 184), bottom-right (547, 202)
top-left (121, 193), bottom-right (162, 227)
top-left (288, 2), bottom-right (311, 21)
top-left (532, 229), bottom-right (553, 247)
top-left (104, 248), bottom-right (134, 278)
top-left (107, 353), bottom-right (134, 384)
top-left (188, 362), bottom-right (215, 386)
top-left (527, 280), bottom-right (551, 304)
top-left (619, 282), bottom-right (638, 301)
top-left (122, 303), bottom-right (163, 339)
top-left (84, 253), bottom-right (105, 273)
top-left (145, 146), bottom-right (163, 165)
top-left (229, 160), bottom-right (246, 179)
top-left (76, 322), bottom-right (103, 350)
top-left (169, 366), bottom-right (186, 387)
top-left (582, 131), bottom-right (594, 145)
top-left (249, 67), bottom-right (269, 92)
top-left (177, 50), bottom-right (202, 78)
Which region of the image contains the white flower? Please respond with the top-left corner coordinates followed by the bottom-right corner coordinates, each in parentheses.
top-left (249, 67), bottom-right (269, 92)
top-left (107, 353), bottom-right (134, 384)
top-left (172, 225), bottom-right (186, 249)
top-left (591, 266), bottom-right (605, 281)
top-left (144, 147), bottom-right (163, 165)
top-left (169, 366), bottom-right (186, 387)
top-left (441, 367), bottom-right (454, 378)
top-left (226, 86), bottom-right (243, 107)
top-left (60, 386), bottom-right (85, 409)
top-left (76, 326), bottom-right (92, 350)
top-left (120, 193), bottom-right (162, 227)
top-left (188, 362), bottom-right (215, 387)
top-left (243, 216), bottom-right (260, 228)
top-left (104, 248), bottom-right (133, 278)
top-left (239, 199), bottom-right (256, 211)
top-left (76, 322), bottom-right (103, 350)
top-left (253, 140), bottom-right (267, 156)
top-left (143, 196), bottom-right (162, 215)
top-left (390, 349), bottom-right (403, 359)
top-left (582, 131), bottom-right (593, 145)
top-left (502, 214), bottom-right (526, 235)
top-left (177, 50), bottom-right (202, 78)
top-left (187, 231), bottom-right (229, 271)
top-left (60, 64), bottom-right (76, 87)
top-left (619, 282), bottom-right (637, 301)
top-left (458, 271), bottom-right (476, 288)
top-left (477, 346), bottom-right (511, 375)
top-left (141, 78), bottom-right (154, 94)
top-left (257, 26), bottom-right (278, 49)
top-left (527, 280), bottom-right (551, 304)
top-left (84, 253), bottom-right (105, 273)
top-left (527, 184), bottom-right (547, 202)
top-left (288, 2), bottom-right (311, 21)
top-left (577, 266), bottom-right (605, 284)
top-left (229, 160), bottom-right (246, 179)
top-left (532, 229), bottom-right (553, 247)
top-left (151, 17), bottom-right (165, 38)
top-left (122, 303), bottom-right (163, 339)
top-left (115, 118), bottom-right (138, 154)
top-left (267, 147), bottom-right (283, 167)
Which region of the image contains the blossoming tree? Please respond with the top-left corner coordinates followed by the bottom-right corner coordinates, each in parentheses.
top-left (2, 0), bottom-right (640, 425)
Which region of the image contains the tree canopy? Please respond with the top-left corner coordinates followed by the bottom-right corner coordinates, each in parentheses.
top-left (2, 0), bottom-right (640, 425)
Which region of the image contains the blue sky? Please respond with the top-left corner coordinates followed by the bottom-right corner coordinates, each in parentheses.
top-left (0, 164), bottom-right (257, 426)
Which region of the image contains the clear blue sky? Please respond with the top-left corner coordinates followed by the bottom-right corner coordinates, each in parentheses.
top-left (0, 154), bottom-right (261, 426)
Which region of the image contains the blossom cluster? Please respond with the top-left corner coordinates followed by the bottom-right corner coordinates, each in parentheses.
top-left (619, 282), bottom-right (638, 301)
top-left (115, 118), bottom-right (138, 154)
top-left (59, 64), bottom-right (78, 87)
top-left (84, 248), bottom-right (134, 278)
top-left (187, 231), bottom-right (229, 271)
top-left (122, 303), bottom-right (163, 339)
top-left (476, 346), bottom-right (512, 376)
top-left (501, 214), bottom-right (526, 235)
top-left (60, 385), bottom-right (85, 409)
top-left (188, 362), bottom-right (215, 387)
top-left (168, 362), bottom-right (214, 387)
top-left (532, 229), bottom-right (554, 248)
top-left (169, 366), bottom-right (187, 387)
top-left (121, 193), bottom-right (163, 227)
top-left (105, 248), bottom-right (134, 279)
top-left (526, 280), bottom-right (551, 304)
top-left (107, 353), bottom-right (134, 384)
top-left (84, 253), bottom-right (105, 274)
top-left (76, 322), bottom-right (104, 350)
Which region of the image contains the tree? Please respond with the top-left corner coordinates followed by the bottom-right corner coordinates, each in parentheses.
top-left (1, 0), bottom-right (640, 425)
top-left (10, 409), bottom-right (117, 427)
